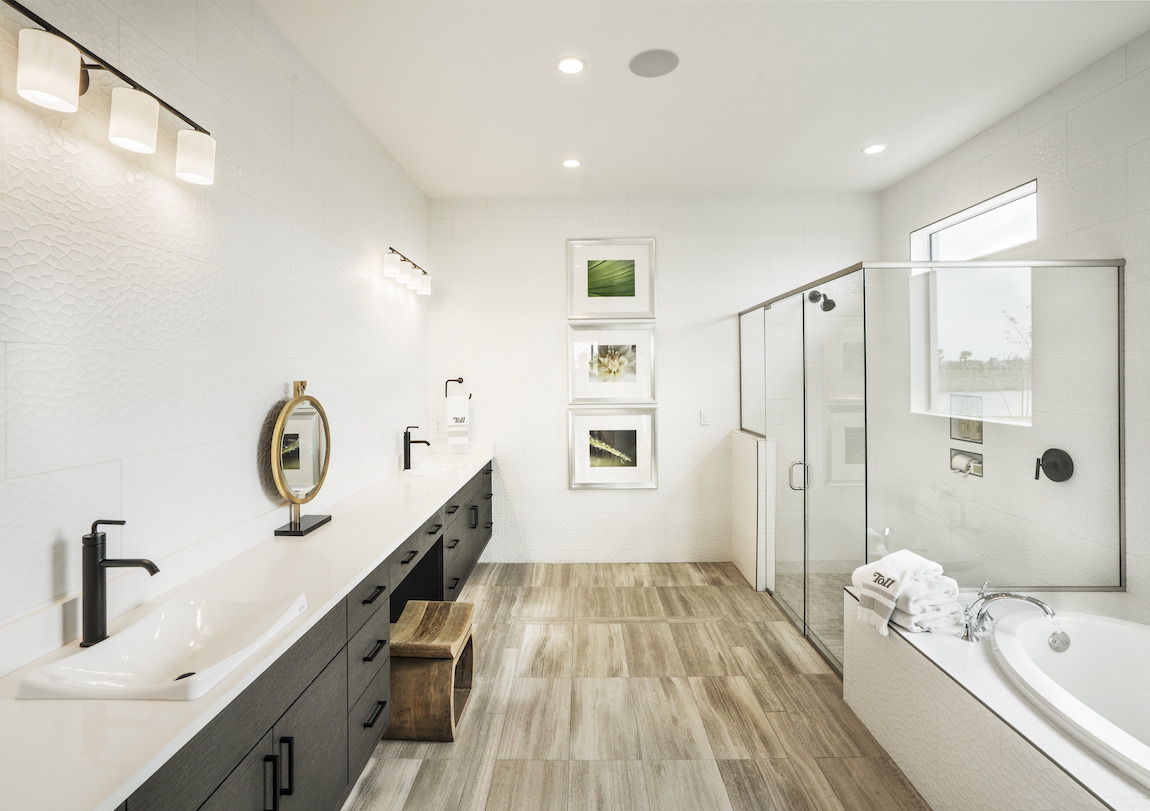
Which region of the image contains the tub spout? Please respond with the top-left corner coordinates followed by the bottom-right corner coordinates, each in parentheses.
top-left (960, 586), bottom-right (1055, 642)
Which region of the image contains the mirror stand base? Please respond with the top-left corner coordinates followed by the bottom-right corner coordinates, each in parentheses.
top-left (275, 514), bottom-right (332, 537)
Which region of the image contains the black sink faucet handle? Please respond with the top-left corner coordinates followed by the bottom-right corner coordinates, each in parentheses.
top-left (89, 518), bottom-right (126, 536)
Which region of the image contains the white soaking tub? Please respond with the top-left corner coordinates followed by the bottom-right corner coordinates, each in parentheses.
top-left (993, 611), bottom-right (1150, 789)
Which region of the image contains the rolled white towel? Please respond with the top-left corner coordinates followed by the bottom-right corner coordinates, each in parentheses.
top-left (850, 549), bottom-right (946, 636)
top-left (890, 602), bottom-right (965, 633)
top-left (895, 576), bottom-right (959, 615)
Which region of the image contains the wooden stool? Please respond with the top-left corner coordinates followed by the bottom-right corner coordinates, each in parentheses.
top-left (384, 600), bottom-right (475, 742)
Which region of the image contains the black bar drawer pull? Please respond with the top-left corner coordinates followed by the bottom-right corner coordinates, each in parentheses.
top-left (485, 522), bottom-right (493, 529)
top-left (446, 505), bottom-right (459, 514)
top-left (447, 577), bottom-right (460, 590)
top-left (362, 585), bottom-right (386, 605)
top-left (427, 523), bottom-right (442, 535)
top-left (470, 505), bottom-right (479, 529)
top-left (364, 700), bottom-right (388, 728)
top-left (264, 755), bottom-right (280, 811)
top-left (446, 539), bottom-right (459, 549)
top-left (278, 737), bottom-right (294, 796)
top-left (363, 638), bottom-right (388, 663)
top-left (401, 550), bottom-right (418, 564)
top-left (484, 493), bottom-right (493, 499)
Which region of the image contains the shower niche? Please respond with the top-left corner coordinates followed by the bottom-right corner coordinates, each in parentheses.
top-left (738, 260), bottom-right (1124, 672)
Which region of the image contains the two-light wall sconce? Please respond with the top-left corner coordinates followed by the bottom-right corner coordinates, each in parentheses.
top-left (385, 248), bottom-right (431, 296)
top-left (7, 0), bottom-right (215, 185)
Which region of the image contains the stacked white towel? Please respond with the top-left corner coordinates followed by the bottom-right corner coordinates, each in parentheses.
top-left (850, 550), bottom-right (943, 636)
top-left (890, 574), bottom-right (963, 633)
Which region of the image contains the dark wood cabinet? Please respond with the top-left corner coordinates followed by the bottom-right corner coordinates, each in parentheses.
top-left (272, 654), bottom-right (347, 809)
top-left (199, 732), bottom-right (274, 811)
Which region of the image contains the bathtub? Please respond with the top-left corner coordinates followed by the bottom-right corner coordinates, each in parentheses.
top-left (993, 611), bottom-right (1150, 789)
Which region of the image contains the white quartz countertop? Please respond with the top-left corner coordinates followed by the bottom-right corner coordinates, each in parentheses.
top-left (845, 586), bottom-right (1150, 809)
top-left (0, 444), bottom-right (493, 811)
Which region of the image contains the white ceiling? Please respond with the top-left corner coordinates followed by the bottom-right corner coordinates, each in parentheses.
top-left (258, 0), bottom-right (1150, 199)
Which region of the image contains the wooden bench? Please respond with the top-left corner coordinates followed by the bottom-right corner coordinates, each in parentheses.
top-left (383, 600), bottom-right (475, 741)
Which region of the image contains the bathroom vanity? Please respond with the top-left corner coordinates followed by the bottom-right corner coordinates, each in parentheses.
top-left (0, 448), bottom-right (493, 811)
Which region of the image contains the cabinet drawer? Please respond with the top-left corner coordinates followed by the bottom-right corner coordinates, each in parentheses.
top-left (348, 659), bottom-right (391, 778)
top-left (442, 531), bottom-right (466, 573)
top-left (443, 554), bottom-right (469, 602)
top-left (347, 558), bottom-right (390, 638)
top-left (390, 511), bottom-right (443, 588)
top-left (347, 600), bottom-right (390, 709)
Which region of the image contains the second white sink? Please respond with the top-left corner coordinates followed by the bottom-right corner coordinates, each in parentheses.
top-left (408, 455), bottom-right (472, 477)
top-left (17, 592), bottom-right (307, 701)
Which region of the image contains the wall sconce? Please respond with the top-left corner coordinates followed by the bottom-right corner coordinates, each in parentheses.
top-left (7, 0), bottom-right (215, 185)
top-left (386, 248), bottom-right (431, 295)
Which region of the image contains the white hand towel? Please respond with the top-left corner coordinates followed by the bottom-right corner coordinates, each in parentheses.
top-left (851, 550), bottom-right (945, 636)
top-left (890, 602), bottom-right (965, 633)
top-left (894, 576), bottom-right (959, 614)
top-left (446, 395), bottom-right (469, 446)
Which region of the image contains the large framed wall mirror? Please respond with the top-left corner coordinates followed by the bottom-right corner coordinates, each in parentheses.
top-left (271, 380), bottom-right (332, 536)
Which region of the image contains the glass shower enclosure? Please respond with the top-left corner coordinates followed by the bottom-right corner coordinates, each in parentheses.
top-left (739, 260), bottom-right (1123, 673)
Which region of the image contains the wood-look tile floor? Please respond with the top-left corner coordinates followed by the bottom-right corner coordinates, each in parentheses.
top-left (343, 563), bottom-right (930, 811)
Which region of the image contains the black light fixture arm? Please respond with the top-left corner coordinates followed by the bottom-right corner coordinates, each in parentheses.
top-left (389, 247), bottom-right (429, 277)
top-left (2, 0), bottom-right (210, 135)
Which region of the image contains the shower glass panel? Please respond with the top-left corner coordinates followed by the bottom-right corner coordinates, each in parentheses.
top-left (864, 261), bottom-right (1122, 589)
top-left (803, 273), bottom-right (866, 666)
top-left (739, 308), bottom-right (766, 436)
top-left (764, 294), bottom-right (806, 627)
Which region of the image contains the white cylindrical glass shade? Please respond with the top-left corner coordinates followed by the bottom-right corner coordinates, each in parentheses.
top-left (417, 274), bottom-right (431, 295)
top-left (176, 130), bottom-right (216, 185)
top-left (17, 29), bottom-right (81, 113)
top-left (396, 263), bottom-right (413, 285)
top-left (407, 271), bottom-right (423, 290)
top-left (383, 252), bottom-right (403, 278)
top-left (109, 88), bottom-right (159, 153)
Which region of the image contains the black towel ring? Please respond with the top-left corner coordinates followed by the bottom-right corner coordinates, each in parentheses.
top-left (445, 378), bottom-right (471, 399)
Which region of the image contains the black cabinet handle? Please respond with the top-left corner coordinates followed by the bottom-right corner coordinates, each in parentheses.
top-left (263, 755), bottom-right (280, 811)
top-left (278, 737), bottom-right (294, 796)
top-left (447, 577), bottom-right (460, 590)
top-left (446, 539), bottom-right (459, 549)
top-left (401, 550), bottom-right (418, 564)
top-left (363, 639), bottom-right (387, 663)
top-left (485, 521), bottom-right (493, 529)
top-left (484, 493), bottom-right (493, 500)
top-left (427, 523), bottom-right (442, 535)
top-left (446, 505), bottom-right (459, 514)
top-left (362, 585), bottom-right (386, 605)
top-left (364, 700), bottom-right (388, 728)
top-left (470, 505), bottom-right (479, 529)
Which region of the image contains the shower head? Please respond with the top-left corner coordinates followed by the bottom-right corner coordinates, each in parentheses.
top-left (807, 290), bottom-right (836, 311)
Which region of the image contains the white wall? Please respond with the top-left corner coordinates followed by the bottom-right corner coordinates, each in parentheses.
top-left (0, 0), bottom-right (430, 666)
top-left (426, 193), bottom-right (879, 562)
top-left (876, 29), bottom-right (1150, 606)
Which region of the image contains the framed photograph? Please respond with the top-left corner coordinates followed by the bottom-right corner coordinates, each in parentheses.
top-left (824, 400), bottom-right (865, 486)
top-left (567, 237), bottom-right (656, 319)
top-left (568, 321), bottom-right (656, 404)
top-left (569, 407), bottom-right (657, 489)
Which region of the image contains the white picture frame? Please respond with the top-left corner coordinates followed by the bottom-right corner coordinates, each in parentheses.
top-left (567, 237), bottom-right (656, 320)
top-left (568, 321), bottom-right (656, 404)
top-left (569, 407), bottom-right (657, 489)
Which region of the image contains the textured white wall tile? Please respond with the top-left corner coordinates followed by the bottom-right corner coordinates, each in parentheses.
top-left (1020, 47), bottom-right (1127, 136)
top-left (696, 193), bottom-right (772, 215)
top-left (768, 191), bottom-right (839, 214)
top-left (1068, 68), bottom-right (1150, 170)
top-left (1130, 29), bottom-right (1150, 78)
top-left (1129, 138), bottom-right (1150, 216)
top-left (519, 217), bottom-right (594, 255)
top-left (978, 118), bottom-right (1067, 197)
top-left (662, 215), bottom-right (733, 253)
top-left (1039, 151), bottom-right (1127, 237)
top-left (556, 195), bottom-right (628, 217)
top-left (488, 196), bottom-right (558, 218)
top-left (16, 0), bottom-right (120, 64)
top-left (731, 214), bottom-right (805, 252)
top-left (947, 113), bottom-right (1020, 175)
top-left (0, 1), bottom-right (429, 635)
top-left (627, 194), bottom-right (697, 216)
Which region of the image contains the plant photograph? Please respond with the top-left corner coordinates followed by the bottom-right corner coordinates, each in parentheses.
top-left (586, 259), bottom-right (635, 297)
top-left (589, 429), bottom-right (638, 467)
top-left (587, 344), bottom-right (638, 382)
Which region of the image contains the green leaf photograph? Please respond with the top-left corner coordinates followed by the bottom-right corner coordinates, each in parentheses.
top-left (587, 259), bottom-right (635, 297)
top-left (589, 429), bottom-right (638, 467)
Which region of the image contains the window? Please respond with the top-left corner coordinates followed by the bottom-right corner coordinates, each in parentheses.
top-left (909, 182), bottom-right (1037, 424)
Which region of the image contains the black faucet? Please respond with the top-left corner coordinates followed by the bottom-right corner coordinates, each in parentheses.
top-left (81, 520), bottom-right (159, 647)
top-left (403, 426), bottom-right (431, 470)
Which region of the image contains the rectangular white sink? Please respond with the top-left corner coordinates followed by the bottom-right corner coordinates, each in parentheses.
top-left (407, 454), bottom-right (473, 477)
top-left (17, 592), bottom-right (307, 701)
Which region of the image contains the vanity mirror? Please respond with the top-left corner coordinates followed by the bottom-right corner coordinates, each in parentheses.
top-left (271, 381), bottom-right (331, 536)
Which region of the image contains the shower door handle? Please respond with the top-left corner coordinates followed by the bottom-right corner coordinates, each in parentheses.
top-left (788, 461), bottom-right (809, 491)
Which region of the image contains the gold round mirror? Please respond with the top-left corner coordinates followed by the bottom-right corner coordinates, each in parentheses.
top-left (271, 381), bottom-right (332, 536)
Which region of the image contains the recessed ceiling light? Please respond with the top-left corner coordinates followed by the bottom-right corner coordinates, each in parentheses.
top-left (562, 159), bottom-right (581, 168)
top-left (862, 143), bottom-right (887, 155)
top-left (557, 57), bottom-right (585, 75)
top-left (629, 49), bottom-right (679, 78)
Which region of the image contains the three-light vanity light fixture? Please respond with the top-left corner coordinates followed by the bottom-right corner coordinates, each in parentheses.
top-left (7, 0), bottom-right (216, 185)
top-left (384, 248), bottom-right (431, 296)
